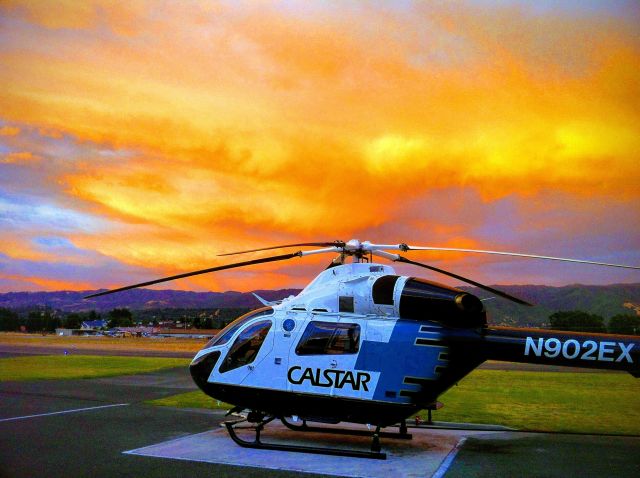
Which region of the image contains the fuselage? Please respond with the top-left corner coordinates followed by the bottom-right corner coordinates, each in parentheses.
top-left (189, 262), bottom-right (640, 426)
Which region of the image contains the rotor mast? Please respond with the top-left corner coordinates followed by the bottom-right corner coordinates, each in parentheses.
top-left (344, 239), bottom-right (371, 263)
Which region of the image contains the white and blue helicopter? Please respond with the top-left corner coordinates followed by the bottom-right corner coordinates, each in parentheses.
top-left (86, 239), bottom-right (640, 459)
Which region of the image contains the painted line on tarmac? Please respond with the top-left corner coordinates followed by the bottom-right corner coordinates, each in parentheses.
top-left (431, 437), bottom-right (466, 478)
top-left (0, 403), bottom-right (129, 422)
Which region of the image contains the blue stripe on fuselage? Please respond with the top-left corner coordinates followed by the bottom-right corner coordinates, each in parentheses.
top-left (355, 320), bottom-right (449, 404)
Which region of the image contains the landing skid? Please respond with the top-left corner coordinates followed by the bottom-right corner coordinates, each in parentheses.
top-left (224, 416), bottom-right (387, 460)
top-left (281, 417), bottom-right (413, 440)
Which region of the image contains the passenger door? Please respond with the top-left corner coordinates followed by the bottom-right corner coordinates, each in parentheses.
top-left (287, 318), bottom-right (366, 399)
top-left (217, 319), bottom-right (274, 386)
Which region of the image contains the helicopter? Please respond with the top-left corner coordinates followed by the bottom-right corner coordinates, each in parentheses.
top-left (86, 239), bottom-right (640, 459)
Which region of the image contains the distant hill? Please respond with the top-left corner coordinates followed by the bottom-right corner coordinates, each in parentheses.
top-left (1, 284), bottom-right (639, 327)
top-left (0, 289), bottom-right (300, 312)
top-left (462, 283), bottom-right (640, 326)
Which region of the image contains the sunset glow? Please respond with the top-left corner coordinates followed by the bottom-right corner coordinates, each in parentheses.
top-left (1, 1), bottom-right (639, 292)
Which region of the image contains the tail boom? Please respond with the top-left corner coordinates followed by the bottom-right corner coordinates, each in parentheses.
top-left (480, 326), bottom-right (640, 375)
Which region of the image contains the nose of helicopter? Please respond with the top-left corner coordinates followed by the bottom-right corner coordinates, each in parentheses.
top-left (189, 350), bottom-right (221, 390)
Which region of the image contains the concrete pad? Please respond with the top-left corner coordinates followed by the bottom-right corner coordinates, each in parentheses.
top-left (123, 422), bottom-right (498, 478)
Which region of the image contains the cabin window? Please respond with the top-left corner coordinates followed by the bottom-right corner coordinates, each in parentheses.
top-left (205, 307), bottom-right (273, 348)
top-left (219, 320), bottom-right (272, 373)
top-left (295, 321), bottom-right (360, 355)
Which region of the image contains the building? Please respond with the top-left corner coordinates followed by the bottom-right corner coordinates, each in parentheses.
top-left (55, 328), bottom-right (74, 336)
top-left (81, 319), bottom-right (108, 330)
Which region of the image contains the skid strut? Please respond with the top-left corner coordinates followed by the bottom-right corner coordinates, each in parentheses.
top-left (281, 417), bottom-right (412, 440)
top-left (224, 417), bottom-right (387, 460)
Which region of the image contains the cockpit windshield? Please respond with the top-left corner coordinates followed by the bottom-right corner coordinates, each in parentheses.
top-left (204, 307), bottom-right (274, 348)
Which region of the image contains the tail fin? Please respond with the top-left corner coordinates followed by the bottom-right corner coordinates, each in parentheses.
top-left (252, 292), bottom-right (280, 306)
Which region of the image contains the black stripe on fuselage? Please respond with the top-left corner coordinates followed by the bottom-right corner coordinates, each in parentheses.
top-left (403, 376), bottom-right (434, 386)
top-left (197, 382), bottom-right (420, 427)
top-left (415, 338), bottom-right (447, 346)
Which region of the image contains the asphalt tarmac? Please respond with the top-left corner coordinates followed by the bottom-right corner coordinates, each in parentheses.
top-left (1, 346), bottom-right (639, 477)
top-left (0, 366), bottom-right (328, 478)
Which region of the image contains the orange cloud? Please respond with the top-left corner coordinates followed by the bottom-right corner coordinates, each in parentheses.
top-left (1, 151), bottom-right (41, 164)
top-left (3, 3), bottom-right (637, 173)
top-left (1, 1), bottom-right (639, 290)
top-left (0, 126), bottom-right (20, 136)
top-left (1, 0), bottom-right (147, 34)
top-left (1, 235), bottom-right (53, 263)
top-left (0, 273), bottom-right (92, 291)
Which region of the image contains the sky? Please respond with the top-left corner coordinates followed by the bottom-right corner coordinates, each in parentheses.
top-left (1, 0), bottom-right (639, 293)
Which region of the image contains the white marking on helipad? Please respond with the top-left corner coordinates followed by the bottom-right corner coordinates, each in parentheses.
top-left (123, 423), bottom-right (492, 477)
top-left (0, 403), bottom-right (129, 422)
top-left (432, 437), bottom-right (466, 478)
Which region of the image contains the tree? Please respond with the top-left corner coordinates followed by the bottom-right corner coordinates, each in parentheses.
top-left (25, 308), bottom-right (60, 332)
top-left (27, 310), bottom-right (44, 332)
top-left (64, 313), bottom-right (82, 329)
top-left (87, 310), bottom-right (101, 321)
top-left (0, 308), bottom-right (20, 331)
top-left (43, 311), bottom-right (61, 332)
top-left (608, 314), bottom-right (640, 335)
top-left (107, 308), bottom-right (133, 327)
top-left (548, 310), bottom-right (606, 333)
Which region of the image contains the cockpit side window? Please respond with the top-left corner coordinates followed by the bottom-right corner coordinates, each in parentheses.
top-left (205, 307), bottom-right (273, 348)
top-left (295, 321), bottom-right (360, 355)
top-left (219, 320), bottom-right (272, 373)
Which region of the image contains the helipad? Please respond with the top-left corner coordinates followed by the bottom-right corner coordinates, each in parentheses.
top-left (123, 422), bottom-right (500, 478)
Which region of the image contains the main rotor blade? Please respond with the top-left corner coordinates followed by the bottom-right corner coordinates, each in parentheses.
top-left (218, 241), bottom-right (345, 256)
top-left (393, 245), bottom-right (640, 270)
top-left (379, 252), bottom-right (533, 306)
top-left (84, 252), bottom-right (302, 299)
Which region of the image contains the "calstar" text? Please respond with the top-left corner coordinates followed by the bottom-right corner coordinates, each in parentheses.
top-left (287, 366), bottom-right (371, 391)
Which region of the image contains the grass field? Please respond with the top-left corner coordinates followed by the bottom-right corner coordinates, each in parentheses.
top-left (148, 370), bottom-right (640, 435)
top-left (0, 332), bottom-right (205, 352)
top-left (149, 391), bottom-right (232, 409)
top-left (0, 355), bottom-right (189, 381)
top-left (432, 370), bottom-right (640, 435)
